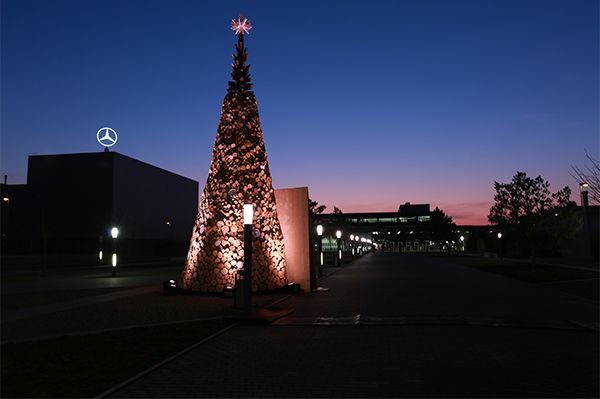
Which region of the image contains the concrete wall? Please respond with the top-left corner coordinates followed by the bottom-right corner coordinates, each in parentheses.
top-left (27, 152), bottom-right (113, 239)
top-left (112, 153), bottom-right (198, 241)
top-left (275, 187), bottom-right (311, 292)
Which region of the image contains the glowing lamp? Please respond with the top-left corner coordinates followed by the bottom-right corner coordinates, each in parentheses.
top-left (243, 204), bottom-right (254, 225)
top-left (460, 236), bottom-right (464, 242)
top-left (336, 230), bottom-right (342, 239)
top-left (163, 279), bottom-right (179, 296)
top-left (355, 236), bottom-right (359, 242)
top-left (112, 253), bottom-right (117, 267)
top-left (2, 197), bottom-right (9, 203)
top-left (316, 225), bottom-right (323, 236)
top-left (99, 250), bottom-right (103, 260)
top-left (497, 233), bottom-right (502, 239)
top-left (111, 227), bottom-right (119, 239)
top-left (350, 234), bottom-right (354, 240)
top-left (580, 182), bottom-right (589, 192)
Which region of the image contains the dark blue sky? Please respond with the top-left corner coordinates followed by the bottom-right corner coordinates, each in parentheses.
top-left (2, 0), bottom-right (598, 224)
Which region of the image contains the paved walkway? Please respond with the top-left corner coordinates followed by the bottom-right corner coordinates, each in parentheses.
top-left (111, 253), bottom-right (599, 397)
top-left (1, 286), bottom-right (159, 323)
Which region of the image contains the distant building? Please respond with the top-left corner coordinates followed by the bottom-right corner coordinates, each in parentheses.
top-left (313, 202), bottom-right (446, 253)
top-left (1, 151), bottom-right (198, 264)
top-left (398, 202), bottom-right (430, 216)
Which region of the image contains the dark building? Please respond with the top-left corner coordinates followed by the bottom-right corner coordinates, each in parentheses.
top-left (1, 151), bottom-right (198, 264)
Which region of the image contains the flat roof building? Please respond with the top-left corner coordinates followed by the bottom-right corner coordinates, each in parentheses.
top-left (1, 151), bottom-right (198, 263)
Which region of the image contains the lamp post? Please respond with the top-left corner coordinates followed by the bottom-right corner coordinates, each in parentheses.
top-left (316, 224), bottom-right (323, 277)
top-left (98, 235), bottom-right (104, 265)
top-left (497, 232), bottom-right (503, 260)
top-left (460, 235), bottom-right (465, 252)
top-left (243, 204), bottom-right (254, 312)
top-left (580, 182), bottom-right (589, 208)
top-left (111, 227), bottom-right (119, 276)
top-left (350, 234), bottom-right (355, 260)
top-left (336, 230), bottom-right (342, 266)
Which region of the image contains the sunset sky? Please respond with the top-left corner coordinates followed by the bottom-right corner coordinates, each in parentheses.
top-left (1, 0), bottom-right (598, 225)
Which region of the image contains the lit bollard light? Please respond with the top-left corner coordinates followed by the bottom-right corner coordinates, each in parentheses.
top-left (336, 230), bottom-right (342, 266)
top-left (316, 225), bottom-right (323, 277)
top-left (111, 227), bottom-right (119, 277)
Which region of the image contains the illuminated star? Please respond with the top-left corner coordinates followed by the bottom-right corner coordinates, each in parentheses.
top-left (231, 17), bottom-right (252, 35)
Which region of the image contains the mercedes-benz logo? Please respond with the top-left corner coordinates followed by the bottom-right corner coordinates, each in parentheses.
top-left (97, 127), bottom-right (118, 147)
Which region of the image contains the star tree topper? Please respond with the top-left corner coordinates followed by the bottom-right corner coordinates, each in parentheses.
top-left (231, 16), bottom-right (252, 35)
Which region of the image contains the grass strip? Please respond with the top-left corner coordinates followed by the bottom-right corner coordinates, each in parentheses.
top-left (435, 254), bottom-right (599, 302)
top-left (1, 318), bottom-right (232, 398)
top-left (439, 255), bottom-right (598, 283)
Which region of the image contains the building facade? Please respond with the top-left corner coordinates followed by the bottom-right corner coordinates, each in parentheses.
top-left (1, 151), bottom-right (198, 264)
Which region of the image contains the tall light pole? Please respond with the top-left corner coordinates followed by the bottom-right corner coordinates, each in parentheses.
top-left (580, 182), bottom-right (589, 208)
top-left (243, 204), bottom-right (254, 312)
top-left (350, 234), bottom-right (355, 260)
top-left (580, 182), bottom-right (589, 230)
top-left (460, 235), bottom-right (465, 252)
top-left (316, 224), bottom-right (323, 277)
top-left (336, 230), bottom-right (342, 266)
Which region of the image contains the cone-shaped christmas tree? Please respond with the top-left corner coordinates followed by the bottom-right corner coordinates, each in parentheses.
top-left (182, 17), bottom-right (287, 292)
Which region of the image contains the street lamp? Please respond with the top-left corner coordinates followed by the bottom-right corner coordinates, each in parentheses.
top-left (316, 224), bottom-right (323, 276)
top-left (497, 232), bottom-right (503, 260)
top-left (580, 182), bottom-right (589, 208)
top-left (242, 204), bottom-right (254, 312)
top-left (111, 226), bottom-right (119, 276)
top-left (335, 230), bottom-right (342, 266)
top-left (460, 235), bottom-right (465, 252)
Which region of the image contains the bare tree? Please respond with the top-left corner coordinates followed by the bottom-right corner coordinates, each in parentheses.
top-left (570, 151), bottom-right (600, 204)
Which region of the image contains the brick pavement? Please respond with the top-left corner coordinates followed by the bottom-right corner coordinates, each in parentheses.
top-left (111, 253), bottom-right (599, 397)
